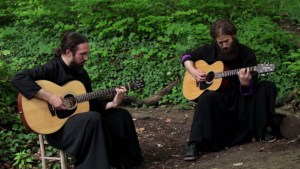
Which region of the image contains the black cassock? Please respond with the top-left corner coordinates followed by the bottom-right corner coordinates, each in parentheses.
top-left (11, 57), bottom-right (143, 169)
top-left (184, 41), bottom-right (277, 151)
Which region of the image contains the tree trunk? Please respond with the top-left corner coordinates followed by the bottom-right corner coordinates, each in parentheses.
top-left (274, 89), bottom-right (300, 139)
top-left (122, 79), bottom-right (181, 106)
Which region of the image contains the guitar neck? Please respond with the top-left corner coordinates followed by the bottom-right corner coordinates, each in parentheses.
top-left (215, 66), bottom-right (257, 79)
top-left (75, 83), bottom-right (130, 103)
top-left (75, 88), bottom-right (115, 103)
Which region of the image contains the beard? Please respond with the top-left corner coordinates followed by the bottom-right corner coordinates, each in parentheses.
top-left (217, 38), bottom-right (239, 62)
top-left (69, 59), bottom-right (85, 74)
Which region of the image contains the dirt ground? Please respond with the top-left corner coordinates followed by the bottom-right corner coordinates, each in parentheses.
top-left (129, 107), bottom-right (300, 169)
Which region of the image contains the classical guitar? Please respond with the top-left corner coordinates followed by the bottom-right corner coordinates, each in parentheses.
top-left (182, 60), bottom-right (275, 100)
top-left (18, 80), bottom-right (145, 134)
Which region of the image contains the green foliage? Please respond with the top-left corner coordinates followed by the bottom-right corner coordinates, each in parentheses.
top-left (0, 121), bottom-right (37, 161)
top-left (279, 49), bottom-right (300, 92)
top-left (0, 49), bottom-right (16, 124)
top-left (13, 150), bottom-right (34, 169)
top-left (235, 0), bottom-right (300, 23)
top-left (12, 0), bottom-right (76, 33)
top-left (238, 16), bottom-right (292, 57)
top-left (0, 0), bottom-right (300, 167)
top-left (277, 0), bottom-right (300, 23)
top-left (0, 37), bottom-right (40, 166)
top-left (237, 16), bottom-right (298, 96)
top-left (284, 49), bottom-right (300, 73)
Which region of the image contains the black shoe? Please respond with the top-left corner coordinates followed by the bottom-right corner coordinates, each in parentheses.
top-left (259, 133), bottom-right (277, 143)
top-left (183, 143), bottom-right (200, 161)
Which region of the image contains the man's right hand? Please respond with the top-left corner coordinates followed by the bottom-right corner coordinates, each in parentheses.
top-left (184, 60), bottom-right (206, 82)
top-left (48, 94), bottom-right (66, 110)
top-left (191, 69), bottom-right (206, 82)
top-left (35, 89), bottom-right (67, 110)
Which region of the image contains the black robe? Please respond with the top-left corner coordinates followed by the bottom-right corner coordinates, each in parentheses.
top-left (183, 41), bottom-right (277, 151)
top-left (11, 57), bottom-right (143, 168)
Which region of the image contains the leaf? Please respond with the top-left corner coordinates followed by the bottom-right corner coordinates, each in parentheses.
top-left (136, 127), bottom-right (145, 133)
top-left (165, 118), bottom-right (172, 123)
top-left (233, 162), bottom-right (244, 166)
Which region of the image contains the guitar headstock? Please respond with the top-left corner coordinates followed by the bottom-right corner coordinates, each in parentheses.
top-left (127, 80), bottom-right (145, 90)
top-left (256, 63), bottom-right (276, 74)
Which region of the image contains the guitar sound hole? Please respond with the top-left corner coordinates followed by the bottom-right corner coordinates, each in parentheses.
top-left (199, 71), bottom-right (215, 90)
top-left (206, 71), bottom-right (215, 84)
top-left (64, 95), bottom-right (77, 110)
top-left (55, 95), bottom-right (77, 119)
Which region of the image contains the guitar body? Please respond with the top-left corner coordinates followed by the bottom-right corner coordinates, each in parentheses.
top-left (182, 60), bottom-right (224, 100)
top-left (18, 80), bottom-right (89, 134)
top-left (182, 60), bottom-right (276, 100)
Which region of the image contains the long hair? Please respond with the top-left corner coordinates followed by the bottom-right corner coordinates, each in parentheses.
top-left (210, 19), bottom-right (237, 39)
top-left (54, 32), bottom-right (88, 57)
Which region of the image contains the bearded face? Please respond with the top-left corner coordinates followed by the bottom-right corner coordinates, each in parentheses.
top-left (216, 35), bottom-right (239, 62)
top-left (69, 42), bottom-right (89, 70)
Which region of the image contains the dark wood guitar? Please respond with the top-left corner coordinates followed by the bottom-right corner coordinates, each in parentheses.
top-left (182, 60), bottom-right (275, 100)
top-left (18, 80), bottom-right (145, 134)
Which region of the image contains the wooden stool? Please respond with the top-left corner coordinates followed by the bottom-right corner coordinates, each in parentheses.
top-left (38, 134), bottom-right (67, 169)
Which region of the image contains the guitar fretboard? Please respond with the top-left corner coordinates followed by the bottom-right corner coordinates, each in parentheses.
top-left (75, 88), bottom-right (116, 102)
top-left (75, 84), bottom-right (130, 103)
top-left (215, 66), bottom-right (257, 79)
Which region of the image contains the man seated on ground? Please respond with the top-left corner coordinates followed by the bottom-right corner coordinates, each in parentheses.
top-left (181, 18), bottom-right (277, 161)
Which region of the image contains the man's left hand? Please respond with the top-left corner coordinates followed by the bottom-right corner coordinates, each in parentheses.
top-left (238, 68), bottom-right (252, 86)
top-left (112, 86), bottom-right (127, 107)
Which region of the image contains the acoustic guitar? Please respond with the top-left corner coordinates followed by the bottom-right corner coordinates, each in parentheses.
top-left (182, 60), bottom-right (275, 100)
top-left (18, 80), bottom-right (145, 134)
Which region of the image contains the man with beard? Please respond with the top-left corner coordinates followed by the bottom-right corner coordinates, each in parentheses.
top-left (182, 19), bottom-right (277, 161)
top-left (11, 32), bottom-right (144, 168)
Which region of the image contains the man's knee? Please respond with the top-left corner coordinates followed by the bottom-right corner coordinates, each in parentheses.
top-left (108, 108), bottom-right (133, 119)
top-left (84, 111), bottom-right (102, 124)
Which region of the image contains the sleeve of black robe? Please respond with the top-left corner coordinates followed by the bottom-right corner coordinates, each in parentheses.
top-left (11, 60), bottom-right (58, 99)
